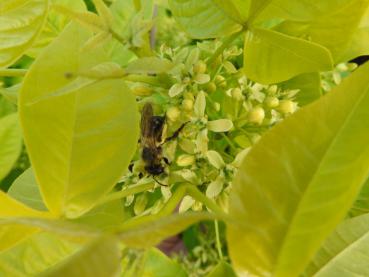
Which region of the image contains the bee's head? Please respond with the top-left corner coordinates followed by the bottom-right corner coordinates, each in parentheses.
top-left (145, 164), bottom-right (165, 175)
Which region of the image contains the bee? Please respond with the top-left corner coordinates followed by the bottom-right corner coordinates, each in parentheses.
top-left (140, 103), bottom-right (187, 183)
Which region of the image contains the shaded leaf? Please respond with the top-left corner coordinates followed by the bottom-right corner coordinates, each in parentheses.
top-left (206, 261), bottom-right (237, 277)
top-left (8, 168), bottom-right (47, 211)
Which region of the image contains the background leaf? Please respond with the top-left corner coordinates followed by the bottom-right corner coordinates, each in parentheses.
top-left (8, 168), bottom-right (47, 211)
top-left (305, 213), bottom-right (369, 276)
top-left (243, 28), bottom-right (333, 84)
top-left (168, 0), bottom-right (242, 39)
top-left (206, 261), bottom-right (237, 277)
top-left (19, 23), bottom-right (140, 218)
top-left (227, 61), bottom-right (369, 276)
top-left (0, 113), bottom-right (22, 181)
top-left (0, 0), bottom-right (49, 67)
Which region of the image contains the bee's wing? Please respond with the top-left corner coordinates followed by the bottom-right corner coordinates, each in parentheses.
top-left (140, 103), bottom-right (156, 147)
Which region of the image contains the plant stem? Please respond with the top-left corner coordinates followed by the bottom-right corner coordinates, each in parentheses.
top-left (214, 220), bottom-right (224, 260)
top-left (208, 30), bottom-right (244, 65)
top-left (158, 185), bottom-right (187, 216)
top-left (220, 133), bottom-right (238, 151)
top-left (186, 186), bottom-right (228, 219)
top-left (0, 69), bottom-right (27, 77)
top-left (97, 182), bottom-right (156, 206)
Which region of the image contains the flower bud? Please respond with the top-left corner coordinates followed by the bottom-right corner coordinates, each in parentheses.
top-left (194, 73), bottom-right (210, 84)
top-left (182, 99), bottom-right (194, 111)
top-left (206, 150), bottom-right (225, 169)
top-left (206, 175), bottom-right (224, 198)
top-left (214, 75), bottom-right (227, 88)
top-left (206, 81), bottom-right (217, 93)
top-left (134, 193), bottom-right (148, 215)
top-left (193, 60), bottom-right (207, 74)
top-left (179, 196), bottom-right (195, 212)
top-left (248, 106), bottom-right (265, 125)
top-left (213, 102), bottom-right (221, 112)
top-left (177, 154), bottom-right (195, 167)
top-left (132, 85), bottom-right (153, 96)
top-left (231, 88), bottom-right (243, 101)
top-left (265, 96), bottom-right (279, 108)
top-left (268, 85), bottom-right (278, 94)
top-left (207, 119), bottom-right (233, 132)
top-left (167, 106), bottom-right (181, 122)
top-left (278, 100), bottom-right (297, 114)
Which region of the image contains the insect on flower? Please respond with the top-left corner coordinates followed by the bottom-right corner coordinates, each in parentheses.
top-left (139, 102), bottom-right (188, 185)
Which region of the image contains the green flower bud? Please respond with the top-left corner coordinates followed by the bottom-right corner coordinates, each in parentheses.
top-left (206, 175), bottom-right (224, 198)
top-left (206, 150), bottom-right (225, 169)
top-left (265, 96), bottom-right (279, 108)
top-left (182, 99), bottom-right (194, 111)
top-left (183, 91), bottom-right (195, 101)
top-left (179, 196), bottom-right (195, 212)
top-left (278, 100), bottom-right (297, 114)
top-left (134, 193), bottom-right (148, 215)
top-left (194, 91), bottom-right (206, 118)
top-left (177, 154), bottom-right (195, 167)
top-left (194, 73), bottom-right (210, 84)
top-left (167, 106), bottom-right (181, 122)
top-left (132, 85), bottom-right (153, 96)
top-left (214, 75), bottom-right (227, 88)
top-left (207, 119), bottom-right (233, 132)
top-left (213, 102), bottom-right (221, 112)
top-left (206, 82), bottom-right (217, 93)
top-left (231, 88), bottom-right (243, 101)
top-left (268, 84), bottom-right (278, 94)
top-left (193, 60), bottom-right (207, 74)
top-left (248, 106), bottom-right (265, 125)
top-left (223, 61), bottom-right (237, 74)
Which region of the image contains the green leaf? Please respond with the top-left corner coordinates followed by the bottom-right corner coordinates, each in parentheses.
top-left (305, 213), bottom-right (369, 276)
top-left (349, 177), bottom-right (369, 217)
top-left (273, 0), bottom-right (369, 63)
top-left (92, 0), bottom-right (114, 27)
top-left (139, 248), bottom-right (187, 277)
top-left (280, 72), bottom-right (321, 106)
top-left (243, 28), bottom-right (333, 84)
top-left (0, 0), bottom-right (49, 67)
top-left (168, 0), bottom-right (242, 39)
top-left (19, 23), bottom-right (140, 218)
top-left (0, 96), bottom-right (16, 117)
top-left (118, 212), bottom-right (216, 248)
top-left (125, 57), bottom-right (174, 74)
top-left (227, 61), bottom-right (369, 276)
top-left (206, 261), bottom-right (237, 277)
top-left (0, 191), bottom-right (51, 251)
top-left (211, 0), bottom-right (250, 24)
top-left (41, 236), bottom-right (121, 277)
top-left (0, 113), bottom-right (22, 181)
top-left (8, 168), bottom-right (47, 211)
top-left (27, 0), bottom-right (87, 58)
top-left (0, 85), bottom-right (19, 105)
top-left (0, 232), bottom-right (80, 277)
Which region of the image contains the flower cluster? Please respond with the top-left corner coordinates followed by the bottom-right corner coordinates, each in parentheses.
top-left (120, 40), bottom-right (301, 215)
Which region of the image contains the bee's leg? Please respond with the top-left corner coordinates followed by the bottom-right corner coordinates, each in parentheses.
top-left (153, 175), bottom-right (168, 186)
top-left (128, 163), bottom-right (134, 172)
top-left (163, 157), bottom-right (170, 165)
top-left (164, 121), bottom-right (190, 143)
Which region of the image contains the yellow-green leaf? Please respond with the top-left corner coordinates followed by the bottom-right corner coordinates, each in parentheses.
top-left (244, 28), bottom-right (333, 84)
top-left (19, 23), bottom-right (139, 218)
top-left (227, 60), bottom-right (369, 276)
top-left (0, 0), bottom-right (49, 67)
top-left (0, 113), bottom-right (22, 181)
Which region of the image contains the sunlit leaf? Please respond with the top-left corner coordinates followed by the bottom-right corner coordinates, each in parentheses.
top-left (305, 213), bottom-right (369, 276)
top-left (243, 28), bottom-right (333, 84)
top-left (168, 0), bottom-right (242, 39)
top-left (0, 0), bottom-right (49, 67)
top-left (19, 23), bottom-right (140, 218)
top-left (0, 85), bottom-right (19, 105)
top-left (206, 261), bottom-right (237, 277)
top-left (41, 236), bottom-right (121, 277)
top-left (227, 61), bottom-right (369, 276)
top-left (0, 113), bottom-right (22, 181)
top-left (0, 232), bottom-right (80, 276)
